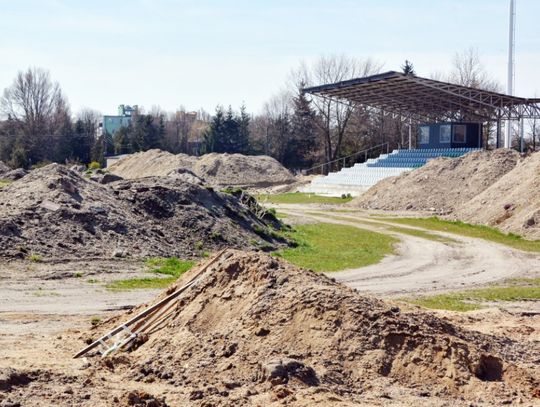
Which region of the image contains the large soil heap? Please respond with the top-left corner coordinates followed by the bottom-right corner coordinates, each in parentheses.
top-left (108, 149), bottom-right (296, 188)
top-left (0, 164), bottom-right (283, 260)
top-left (352, 149), bottom-right (520, 212)
top-left (63, 251), bottom-right (538, 406)
top-left (0, 161), bottom-right (10, 176)
top-left (454, 151), bottom-right (540, 239)
top-left (107, 150), bottom-right (197, 179)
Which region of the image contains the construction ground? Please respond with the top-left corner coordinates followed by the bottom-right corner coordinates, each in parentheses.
top-left (0, 149), bottom-right (539, 406)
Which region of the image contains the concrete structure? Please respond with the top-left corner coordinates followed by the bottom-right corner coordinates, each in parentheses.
top-left (302, 148), bottom-right (479, 197)
top-left (100, 105), bottom-right (138, 136)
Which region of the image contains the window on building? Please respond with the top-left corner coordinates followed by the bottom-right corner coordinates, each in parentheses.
top-left (439, 125), bottom-right (451, 143)
top-left (419, 126), bottom-right (430, 144)
top-left (453, 125), bottom-right (466, 143)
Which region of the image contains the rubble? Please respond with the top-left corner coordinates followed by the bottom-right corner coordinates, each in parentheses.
top-left (0, 164), bottom-right (285, 260)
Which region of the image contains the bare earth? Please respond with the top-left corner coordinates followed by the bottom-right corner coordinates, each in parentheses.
top-left (1, 205), bottom-right (539, 406)
top-left (277, 205), bottom-right (540, 298)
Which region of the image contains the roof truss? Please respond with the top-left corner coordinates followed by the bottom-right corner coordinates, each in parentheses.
top-left (304, 71), bottom-right (540, 123)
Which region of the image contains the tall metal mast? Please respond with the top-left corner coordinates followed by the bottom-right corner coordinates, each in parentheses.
top-left (505, 0), bottom-right (516, 148)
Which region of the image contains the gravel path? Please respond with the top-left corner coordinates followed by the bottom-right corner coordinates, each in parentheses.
top-left (277, 205), bottom-right (540, 297)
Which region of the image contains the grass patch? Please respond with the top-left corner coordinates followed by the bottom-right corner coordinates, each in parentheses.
top-left (384, 225), bottom-right (459, 244)
top-left (375, 217), bottom-right (540, 252)
top-left (274, 222), bottom-right (397, 272)
top-left (409, 278), bottom-right (540, 312)
top-left (0, 180), bottom-right (12, 189)
top-left (27, 253), bottom-right (42, 263)
top-left (145, 257), bottom-right (195, 277)
top-left (257, 192), bottom-right (353, 205)
top-left (107, 257), bottom-right (195, 291)
top-left (106, 276), bottom-right (177, 291)
top-left (314, 213), bottom-right (459, 244)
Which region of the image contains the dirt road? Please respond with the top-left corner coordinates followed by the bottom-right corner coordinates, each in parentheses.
top-left (277, 205), bottom-right (540, 298)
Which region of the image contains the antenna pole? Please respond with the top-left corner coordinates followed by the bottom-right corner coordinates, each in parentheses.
top-left (505, 0), bottom-right (516, 148)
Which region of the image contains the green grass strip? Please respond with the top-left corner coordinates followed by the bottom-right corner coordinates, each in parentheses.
top-left (311, 212), bottom-right (459, 244)
top-left (257, 192), bottom-right (353, 205)
top-left (107, 257), bottom-right (195, 291)
top-left (408, 278), bottom-right (540, 312)
top-left (145, 257), bottom-right (195, 277)
top-left (374, 216), bottom-right (540, 252)
top-left (274, 222), bottom-right (397, 272)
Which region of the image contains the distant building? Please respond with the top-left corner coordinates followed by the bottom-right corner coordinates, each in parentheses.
top-left (99, 104), bottom-right (138, 136)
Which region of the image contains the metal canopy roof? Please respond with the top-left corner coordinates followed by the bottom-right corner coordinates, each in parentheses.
top-left (303, 71), bottom-right (540, 123)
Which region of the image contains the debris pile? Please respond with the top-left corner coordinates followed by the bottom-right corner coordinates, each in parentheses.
top-left (0, 164), bottom-right (284, 260)
top-left (353, 149), bottom-right (520, 213)
top-left (0, 161), bottom-right (11, 176)
top-left (77, 250), bottom-right (539, 405)
top-left (453, 151), bottom-right (540, 239)
top-left (108, 149), bottom-right (296, 188)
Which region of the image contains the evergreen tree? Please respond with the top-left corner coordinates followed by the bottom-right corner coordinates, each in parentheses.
top-left (284, 87), bottom-right (318, 168)
top-left (237, 104), bottom-right (250, 154)
top-left (113, 126), bottom-right (131, 154)
top-left (222, 106), bottom-right (239, 153)
top-left (401, 60), bottom-right (415, 76)
top-left (91, 135), bottom-right (107, 166)
top-left (72, 119), bottom-right (94, 163)
top-left (203, 106), bottom-right (226, 153)
top-left (202, 105), bottom-right (252, 154)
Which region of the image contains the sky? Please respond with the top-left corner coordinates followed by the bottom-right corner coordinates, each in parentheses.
top-left (1, 0), bottom-right (539, 116)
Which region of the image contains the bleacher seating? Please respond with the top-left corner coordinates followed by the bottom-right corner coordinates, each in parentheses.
top-left (301, 148), bottom-right (480, 196)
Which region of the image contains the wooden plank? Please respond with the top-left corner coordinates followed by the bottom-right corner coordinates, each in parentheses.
top-left (73, 249), bottom-right (228, 358)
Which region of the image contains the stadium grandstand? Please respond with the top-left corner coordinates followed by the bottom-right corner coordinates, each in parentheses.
top-left (301, 71), bottom-right (540, 196)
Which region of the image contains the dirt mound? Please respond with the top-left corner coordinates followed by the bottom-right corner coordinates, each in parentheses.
top-left (352, 149), bottom-right (520, 212)
top-left (453, 151), bottom-right (540, 239)
top-left (2, 168), bottom-right (28, 181)
top-left (0, 161), bottom-right (10, 176)
top-left (193, 153), bottom-right (296, 188)
top-left (78, 251), bottom-right (538, 406)
top-left (0, 164), bottom-right (284, 260)
top-left (108, 149), bottom-right (197, 179)
top-left (109, 149), bottom-right (296, 188)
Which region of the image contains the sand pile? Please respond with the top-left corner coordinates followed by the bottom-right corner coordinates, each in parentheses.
top-left (69, 250), bottom-right (538, 406)
top-left (0, 164), bottom-right (284, 260)
top-left (352, 149), bottom-right (520, 212)
top-left (453, 151), bottom-right (540, 239)
top-left (192, 153), bottom-right (296, 188)
top-left (107, 150), bottom-right (197, 179)
top-left (108, 149), bottom-right (296, 188)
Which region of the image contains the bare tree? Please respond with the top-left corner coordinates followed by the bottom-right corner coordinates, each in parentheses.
top-left (76, 108), bottom-right (101, 135)
top-left (164, 107), bottom-right (198, 153)
top-left (1, 67), bottom-right (68, 135)
top-left (261, 89), bottom-right (293, 161)
top-left (291, 56), bottom-right (383, 164)
top-left (0, 67), bottom-right (71, 166)
top-left (449, 48), bottom-right (501, 91)
top-left (528, 117), bottom-right (539, 151)
top-left (448, 48), bottom-right (502, 147)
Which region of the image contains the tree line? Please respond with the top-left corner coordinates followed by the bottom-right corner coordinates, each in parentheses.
top-left (1, 50), bottom-right (537, 171)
